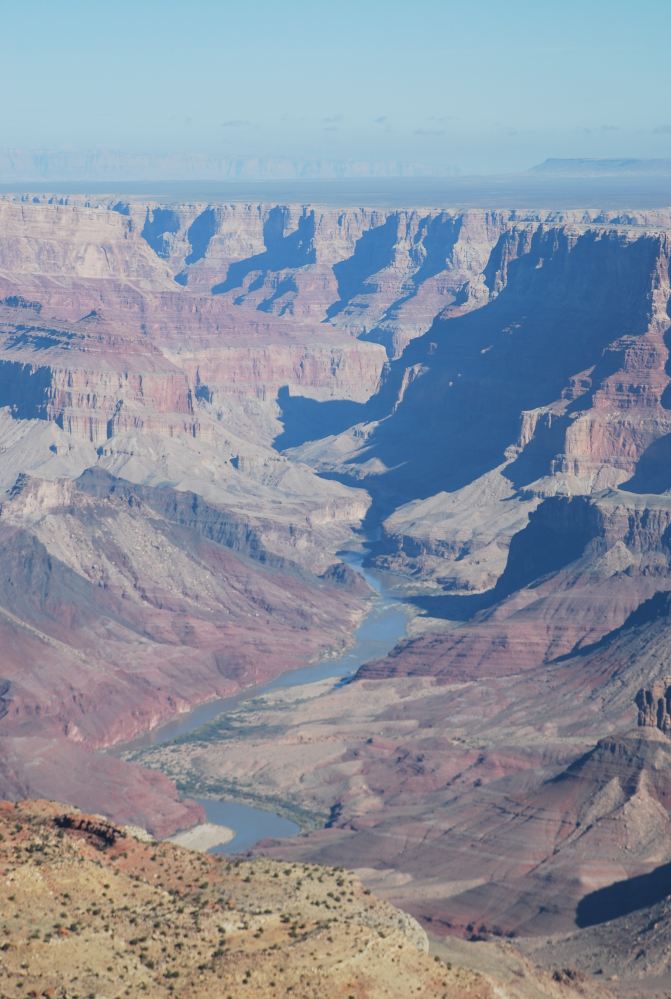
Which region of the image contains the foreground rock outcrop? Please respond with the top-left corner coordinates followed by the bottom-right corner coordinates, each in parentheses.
top-left (0, 798), bottom-right (499, 999)
top-left (0, 799), bottom-right (619, 999)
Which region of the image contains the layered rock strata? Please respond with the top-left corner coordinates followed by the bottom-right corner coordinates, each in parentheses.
top-left (8, 194), bottom-right (671, 922)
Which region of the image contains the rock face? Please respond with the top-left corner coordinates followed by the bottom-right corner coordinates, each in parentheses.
top-left (636, 678), bottom-right (671, 731)
top-left (0, 736), bottom-right (204, 838)
top-left (532, 868), bottom-right (671, 993)
top-left (0, 467), bottom-right (372, 833)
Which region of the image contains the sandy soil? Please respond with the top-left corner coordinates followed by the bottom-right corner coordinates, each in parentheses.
top-left (168, 820), bottom-right (234, 851)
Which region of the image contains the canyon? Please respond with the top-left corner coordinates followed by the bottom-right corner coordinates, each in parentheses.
top-left (4, 194), bottom-right (671, 994)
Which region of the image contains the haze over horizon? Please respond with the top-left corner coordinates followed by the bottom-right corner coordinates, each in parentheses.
top-left (4, 0), bottom-right (671, 178)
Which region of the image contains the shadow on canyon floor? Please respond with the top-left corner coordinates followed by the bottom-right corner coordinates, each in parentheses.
top-left (212, 207), bottom-right (316, 295)
top-left (274, 386), bottom-right (370, 450)
top-left (576, 861), bottom-right (671, 928)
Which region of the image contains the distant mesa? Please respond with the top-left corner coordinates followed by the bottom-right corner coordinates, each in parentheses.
top-left (531, 157), bottom-right (671, 176)
top-left (0, 147), bottom-right (459, 182)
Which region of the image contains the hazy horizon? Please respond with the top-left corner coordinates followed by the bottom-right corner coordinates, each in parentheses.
top-left (4, 173), bottom-right (671, 211)
top-left (3, 0), bottom-right (671, 176)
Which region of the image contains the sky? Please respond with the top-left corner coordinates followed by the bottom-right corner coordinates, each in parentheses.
top-left (2, 0), bottom-right (671, 174)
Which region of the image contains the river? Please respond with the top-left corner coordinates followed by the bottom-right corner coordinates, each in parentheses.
top-left (121, 549), bottom-right (409, 853)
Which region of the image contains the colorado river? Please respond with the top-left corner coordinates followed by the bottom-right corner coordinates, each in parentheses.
top-left (122, 548), bottom-right (409, 853)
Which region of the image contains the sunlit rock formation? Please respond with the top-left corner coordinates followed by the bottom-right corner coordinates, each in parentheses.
top-left (636, 677), bottom-right (671, 731)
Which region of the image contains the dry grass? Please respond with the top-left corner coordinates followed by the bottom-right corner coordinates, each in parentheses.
top-left (0, 799), bottom-right (486, 999)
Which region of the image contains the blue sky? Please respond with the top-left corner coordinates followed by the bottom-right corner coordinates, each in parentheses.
top-left (2, 0), bottom-right (670, 173)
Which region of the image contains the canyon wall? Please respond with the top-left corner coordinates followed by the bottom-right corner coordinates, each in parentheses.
top-left (6, 191), bottom-right (671, 968)
top-left (102, 194), bottom-right (671, 976)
